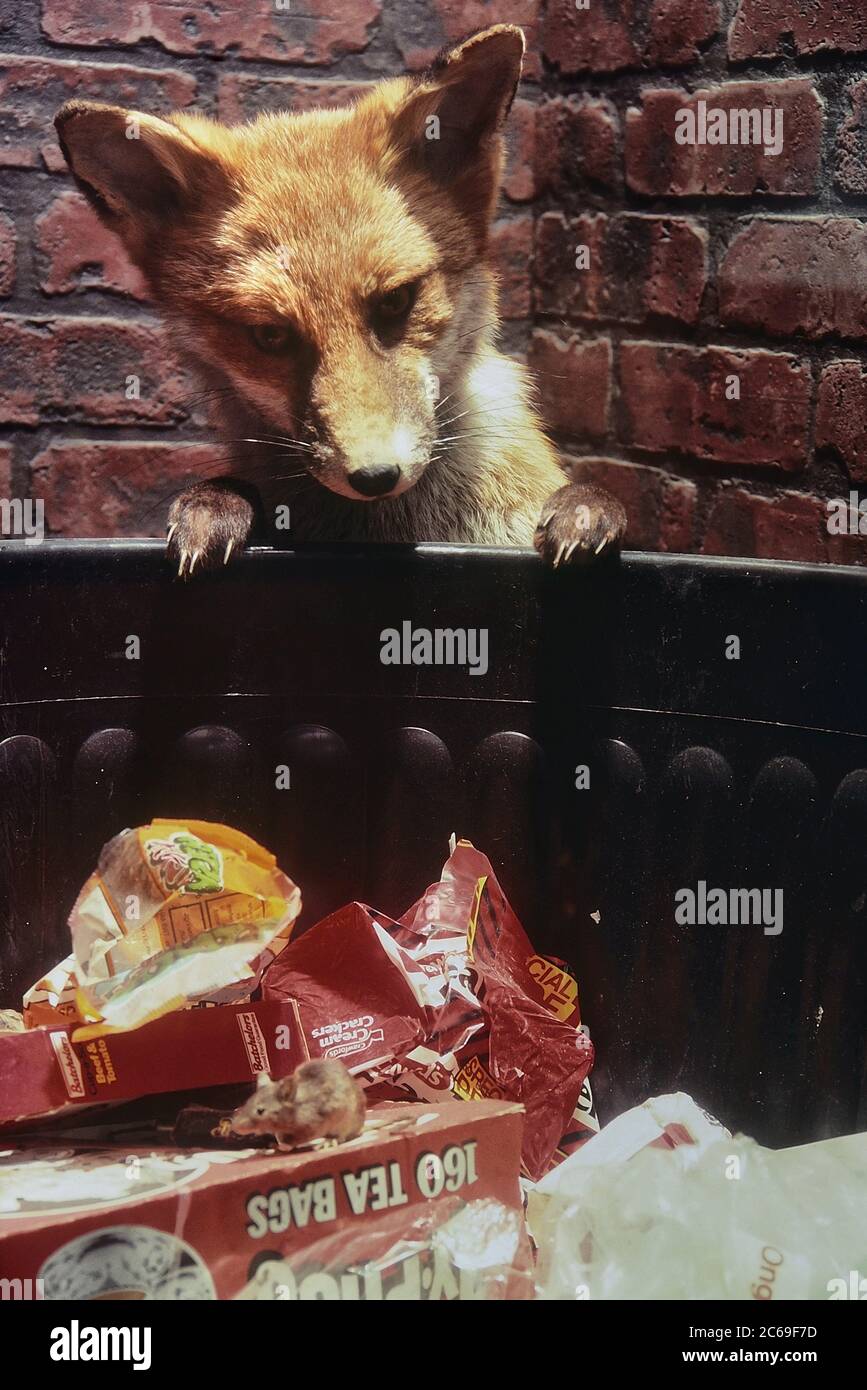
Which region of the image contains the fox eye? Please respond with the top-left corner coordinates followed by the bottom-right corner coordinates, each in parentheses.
top-left (372, 282), bottom-right (417, 326)
top-left (250, 322), bottom-right (298, 354)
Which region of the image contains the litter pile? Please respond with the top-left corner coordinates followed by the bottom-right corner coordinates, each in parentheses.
top-left (0, 822), bottom-right (592, 1300)
top-left (3, 820), bottom-right (866, 1302)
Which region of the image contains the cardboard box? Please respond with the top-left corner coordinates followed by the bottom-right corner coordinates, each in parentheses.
top-left (0, 1099), bottom-right (530, 1300)
top-left (0, 1000), bottom-right (305, 1128)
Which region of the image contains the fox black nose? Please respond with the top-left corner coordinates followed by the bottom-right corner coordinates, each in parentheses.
top-left (348, 464), bottom-right (400, 498)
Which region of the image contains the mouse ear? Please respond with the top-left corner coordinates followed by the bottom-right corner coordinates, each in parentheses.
top-left (255, 1072), bottom-right (272, 1091)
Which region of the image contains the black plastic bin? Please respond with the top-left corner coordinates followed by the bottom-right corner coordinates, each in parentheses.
top-left (1, 541), bottom-right (865, 1150)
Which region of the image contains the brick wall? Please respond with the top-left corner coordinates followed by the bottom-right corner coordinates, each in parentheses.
top-left (534, 0), bottom-right (867, 563)
top-left (1, 0), bottom-right (866, 562)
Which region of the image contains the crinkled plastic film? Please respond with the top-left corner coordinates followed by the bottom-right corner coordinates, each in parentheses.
top-left (531, 1095), bottom-right (867, 1301)
top-left (264, 839), bottom-right (596, 1180)
top-left (61, 819), bottom-right (300, 1036)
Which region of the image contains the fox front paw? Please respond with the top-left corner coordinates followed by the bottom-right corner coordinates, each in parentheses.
top-left (166, 483), bottom-right (254, 579)
top-left (534, 483), bottom-right (627, 568)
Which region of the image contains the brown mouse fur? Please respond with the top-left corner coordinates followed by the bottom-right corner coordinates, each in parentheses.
top-left (231, 1060), bottom-right (366, 1148)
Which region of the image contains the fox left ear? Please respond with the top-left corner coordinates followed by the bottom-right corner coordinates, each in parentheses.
top-left (391, 25), bottom-right (524, 241)
top-left (54, 100), bottom-right (227, 278)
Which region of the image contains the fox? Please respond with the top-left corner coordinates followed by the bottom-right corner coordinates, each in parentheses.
top-left (54, 24), bottom-right (626, 575)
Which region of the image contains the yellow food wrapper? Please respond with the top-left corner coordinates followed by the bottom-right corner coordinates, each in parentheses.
top-left (22, 954), bottom-right (80, 1029)
top-left (67, 819), bottom-right (301, 1039)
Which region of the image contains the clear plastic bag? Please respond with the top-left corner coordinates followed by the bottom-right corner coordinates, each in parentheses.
top-left (25, 819), bottom-right (301, 1036)
top-left (531, 1095), bottom-right (867, 1301)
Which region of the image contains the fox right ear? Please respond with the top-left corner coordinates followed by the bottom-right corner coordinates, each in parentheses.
top-left (389, 25), bottom-right (525, 246)
top-left (54, 101), bottom-right (219, 262)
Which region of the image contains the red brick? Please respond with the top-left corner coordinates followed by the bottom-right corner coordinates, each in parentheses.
top-left (619, 342), bottom-right (812, 469)
top-left (626, 81), bottom-right (822, 197)
top-left (528, 331), bottom-right (611, 442)
top-left (657, 473), bottom-right (698, 553)
top-left (0, 317), bottom-right (189, 426)
top-left (0, 444), bottom-right (12, 495)
top-left (41, 0), bottom-right (380, 66)
top-left (729, 0), bottom-right (867, 61)
top-left (544, 0), bottom-right (718, 74)
top-left (0, 211), bottom-right (14, 297)
top-left (395, 1), bottom-right (542, 80)
top-left (503, 99), bottom-right (537, 203)
top-left (827, 529), bottom-right (867, 566)
top-left (564, 455), bottom-right (697, 551)
top-left (823, 490), bottom-right (867, 564)
top-left (0, 55), bottom-right (197, 171)
top-left (816, 362), bottom-right (867, 483)
top-left (836, 79), bottom-right (867, 195)
top-left (217, 74), bottom-right (372, 126)
top-left (746, 494), bottom-right (828, 562)
top-left (534, 96), bottom-right (621, 198)
top-left (534, 213), bottom-right (601, 321)
top-left (35, 191), bottom-right (147, 299)
top-left (543, 0), bottom-right (639, 75)
top-left (490, 215), bottom-right (532, 321)
top-left (29, 442), bottom-right (216, 538)
top-left (646, 0), bottom-right (720, 65)
top-left (535, 212), bottom-right (707, 326)
top-left (719, 218), bottom-right (867, 342)
top-left (702, 487), bottom-right (837, 563)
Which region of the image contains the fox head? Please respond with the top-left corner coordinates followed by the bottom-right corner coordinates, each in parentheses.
top-left (55, 26), bottom-right (523, 504)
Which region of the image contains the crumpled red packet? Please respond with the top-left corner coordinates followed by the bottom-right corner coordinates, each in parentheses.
top-left (263, 841), bottom-right (596, 1180)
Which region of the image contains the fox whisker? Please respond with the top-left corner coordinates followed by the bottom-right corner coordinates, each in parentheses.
top-left (237, 436), bottom-right (316, 451)
top-left (52, 25), bottom-right (618, 564)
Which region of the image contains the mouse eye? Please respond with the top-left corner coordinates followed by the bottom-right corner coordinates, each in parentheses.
top-left (255, 1105), bottom-right (266, 1116)
top-left (249, 322), bottom-right (299, 355)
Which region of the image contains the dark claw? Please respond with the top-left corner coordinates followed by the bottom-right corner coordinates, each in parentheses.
top-left (534, 483), bottom-right (627, 568)
top-left (166, 482), bottom-right (254, 578)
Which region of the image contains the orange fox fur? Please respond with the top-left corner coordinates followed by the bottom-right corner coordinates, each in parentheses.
top-left (55, 25), bottom-right (625, 572)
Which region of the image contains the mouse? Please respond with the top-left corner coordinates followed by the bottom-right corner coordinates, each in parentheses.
top-left (230, 1059), bottom-right (367, 1149)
